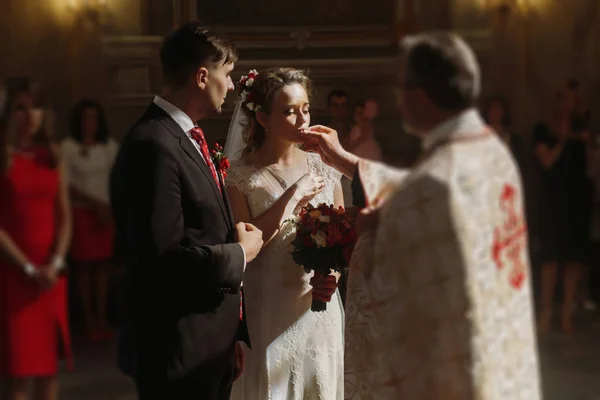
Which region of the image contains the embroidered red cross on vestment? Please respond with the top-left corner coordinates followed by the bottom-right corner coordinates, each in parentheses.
top-left (491, 184), bottom-right (528, 289)
top-left (189, 127), bottom-right (222, 193)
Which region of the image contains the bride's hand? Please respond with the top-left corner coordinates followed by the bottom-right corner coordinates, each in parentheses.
top-left (294, 173), bottom-right (325, 204)
top-left (310, 273), bottom-right (338, 303)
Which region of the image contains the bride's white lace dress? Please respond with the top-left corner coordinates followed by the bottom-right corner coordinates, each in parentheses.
top-left (227, 152), bottom-right (344, 400)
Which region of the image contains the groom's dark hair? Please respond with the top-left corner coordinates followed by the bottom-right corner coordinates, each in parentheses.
top-left (160, 22), bottom-right (238, 88)
top-left (400, 31), bottom-right (480, 110)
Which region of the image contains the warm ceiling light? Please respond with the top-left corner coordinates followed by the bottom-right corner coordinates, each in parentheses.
top-left (486, 0), bottom-right (533, 15)
top-left (67, 0), bottom-right (108, 26)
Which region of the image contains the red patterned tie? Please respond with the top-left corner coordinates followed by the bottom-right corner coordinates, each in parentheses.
top-left (189, 127), bottom-right (222, 193)
top-left (190, 127), bottom-right (243, 321)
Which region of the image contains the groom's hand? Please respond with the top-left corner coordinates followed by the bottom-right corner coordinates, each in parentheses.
top-left (300, 125), bottom-right (359, 178)
top-left (236, 222), bottom-right (263, 263)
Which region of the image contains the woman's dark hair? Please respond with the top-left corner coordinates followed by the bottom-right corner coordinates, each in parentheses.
top-left (482, 94), bottom-right (511, 128)
top-left (70, 100), bottom-right (109, 143)
top-left (0, 77), bottom-right (57, 171)
top-left (240, 68), bottom-right (312, 153)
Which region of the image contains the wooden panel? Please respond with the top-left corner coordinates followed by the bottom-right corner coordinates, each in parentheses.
top-left (197, 0), bottom-right (395, 26)
top-left (220, 26), bottom-right (394, 49)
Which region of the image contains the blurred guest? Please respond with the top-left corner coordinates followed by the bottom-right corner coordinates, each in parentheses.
top-left (62, 100), bottom-right (119, 341)
top-left (587, 139), bottom-right (600, 306)
top-left (324, 90), bottom-right (351, 145)
top-left (334, 100), bottom-right (370, 212)
top-left (565, 78), bottom-right (591, 125)
top-left (0, 77), bottom-right (72, 400)
top-left (533, 88), bottom-right (593, 334)
top-left (352, 100), bottom-right (365, 126)
top-left (565, 78), bottom-right (597, 309)
top-left (346, 98), bottom-right (382, 161)
top-left (483, 95), bottom-right (529, 166)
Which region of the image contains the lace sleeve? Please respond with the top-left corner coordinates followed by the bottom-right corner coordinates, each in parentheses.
top-left (307, 152), bottom-right (342, 184)
top-left (225, 159), bottom-right (255, 195)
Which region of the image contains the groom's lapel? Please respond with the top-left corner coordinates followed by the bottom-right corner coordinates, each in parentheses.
top-left (153, 104), bottom-right (230, 223)
top-left (179, 134), bottom-right (230, 224)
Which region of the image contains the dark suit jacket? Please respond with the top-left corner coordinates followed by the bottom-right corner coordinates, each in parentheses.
top-left (110, 103), bottom-right (249, 383)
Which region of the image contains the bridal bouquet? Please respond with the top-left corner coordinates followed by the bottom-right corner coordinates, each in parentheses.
top-left (287, 203), bottom-right (357, 312)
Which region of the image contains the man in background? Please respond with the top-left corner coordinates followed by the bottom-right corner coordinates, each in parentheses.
top-left (324, 90), bottom-right (351, 146)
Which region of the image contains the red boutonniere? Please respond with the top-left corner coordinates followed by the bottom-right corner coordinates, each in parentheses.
top-left (211, 143), bottom-right (230, 179)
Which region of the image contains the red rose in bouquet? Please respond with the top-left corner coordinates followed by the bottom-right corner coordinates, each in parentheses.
top-left (287, 203), bottom-right (358, 311)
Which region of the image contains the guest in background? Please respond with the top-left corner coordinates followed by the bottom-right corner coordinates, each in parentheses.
top-left (533, 88), bottom-right (593, 334)
top-left (565, 78), bottom-right (591, 127)
top-left (587, 138), bottom-right (600, 307)
top-left (483, 95), bottom-right (529, 166)
top-left (346, 98), bottom-right (382, 161)
top-left (0, 77), bottom-right (72, 400)
top-left (62, 100), bottom-right (119, 341)
top-left (564, 79), bottom-right (597, 309)
top-left (324, 90), bottom-right (351, 145)
top-left (352, 100), bottom-right (364, 126)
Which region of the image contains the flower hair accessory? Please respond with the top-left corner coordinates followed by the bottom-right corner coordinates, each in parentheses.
top-left (238, 69), bottom-right (261, 112)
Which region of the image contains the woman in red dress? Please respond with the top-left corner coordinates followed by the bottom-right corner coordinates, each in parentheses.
top-left (62, 100), bottom-right (118, 340)
top-left (0, 78), bottom-right (72, 400)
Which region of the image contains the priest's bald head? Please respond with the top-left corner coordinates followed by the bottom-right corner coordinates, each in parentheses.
top-left (396, 31), bottom-right (481, 134)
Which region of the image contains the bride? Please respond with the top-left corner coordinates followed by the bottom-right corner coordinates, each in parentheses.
top-left (225, 68), bottom-right (345, 400)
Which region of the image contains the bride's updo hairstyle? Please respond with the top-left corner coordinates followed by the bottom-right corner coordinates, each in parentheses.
top-left (238, 68), bottom-right (311, 154)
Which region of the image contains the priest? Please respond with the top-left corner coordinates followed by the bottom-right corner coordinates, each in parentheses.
top-left (302, 31), bottom-right (541, 399)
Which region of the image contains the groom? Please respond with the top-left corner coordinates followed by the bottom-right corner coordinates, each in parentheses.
top-left (110, 23), bottom-right (263, 399)
top-left (304, 32), bottom-right (541, 398)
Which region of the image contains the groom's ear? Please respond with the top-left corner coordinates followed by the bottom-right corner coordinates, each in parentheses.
top-left (196, 67), bottom-right (209, 89)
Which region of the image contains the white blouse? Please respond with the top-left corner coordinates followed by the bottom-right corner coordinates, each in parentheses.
top-left (61, 137), bottom-right (119, 206)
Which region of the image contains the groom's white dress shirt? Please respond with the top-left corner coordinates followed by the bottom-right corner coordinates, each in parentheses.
top-left (153, 96), bottom-right (207, 161)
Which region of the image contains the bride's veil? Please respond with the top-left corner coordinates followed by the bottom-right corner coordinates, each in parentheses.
top-left (223, 100), bottom-right (247, 162)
